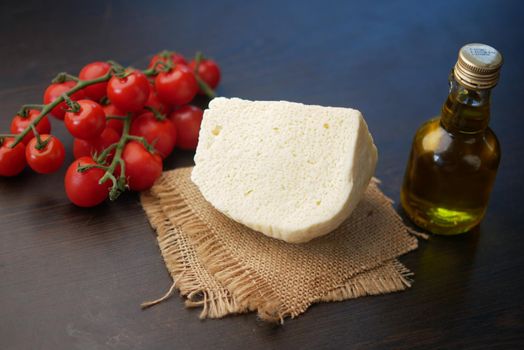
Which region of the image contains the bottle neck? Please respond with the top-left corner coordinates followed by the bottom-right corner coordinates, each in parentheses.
top-left (440, 72), bottom-right (492, 134)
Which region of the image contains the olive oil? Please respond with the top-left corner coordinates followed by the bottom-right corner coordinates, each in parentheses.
top-left (401, 44), bottom-right (503, 235)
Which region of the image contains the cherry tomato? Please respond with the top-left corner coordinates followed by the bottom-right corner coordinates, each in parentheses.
top-left (189, 58), bottom-right (221, 91)
top-left (144, 83), bottom-right (170, 115)
top-left (73, 127), bottom-right (120, 159)
top-left (10, 109), bottom-right (51, 145)
top-left (65, 156), bottom-right (109, 207)
top-left (155, 65), bottom-right (198, 106)
top-left (130, 112), bottom-right (176, 159)
top-left (169, 105), bottom-right (203, 150)
top-left (43, 81), bottom-right (85, 120)
top-left (122, 141), bottom-right (162, 191)
top-left (79, 61), bottom-right (111, 102)
top-left (64, 100), bottom-right (106, 140)
top-left (149, 52), bottom-right (187, 72)
top-left (103, 103), bottom-right (126, 135)
top-left (25, 135), bottom-right (65, 174)
top-left (107, 71), bottom-right (150, 113)
top-left (0, 138), bottom-right (26, 176)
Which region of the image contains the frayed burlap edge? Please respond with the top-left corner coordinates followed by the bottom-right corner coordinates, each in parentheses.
top-left (141, 190), bottom-right (249, 319)
top-left (317, 259), bottom-right (413, 303)
top-left (141, 171), bottom-right (420, 323)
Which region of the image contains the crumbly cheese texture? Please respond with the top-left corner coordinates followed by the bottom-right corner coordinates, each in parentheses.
top-left (192, 97), bottom-right (378, 243)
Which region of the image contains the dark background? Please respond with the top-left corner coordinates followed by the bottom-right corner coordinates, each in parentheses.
top-left (1, 0), bottom-right (523, 349)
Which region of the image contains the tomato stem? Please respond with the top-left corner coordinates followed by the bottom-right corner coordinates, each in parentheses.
top-left (52, 72), bottom-right (80, 84)
top-left (143, 60), bottom-right (171, 76)
top-left (95, 143), bottom-right (118, 164)
top-left (97, 114), bottom-right (135, 201)
top-left (17, 104), bottom-right (44, 117)
top-left (106, 60), bottom-right (126, 77)
top-left (105, 115), bottom-right (128, 120)
top-left (99, 96), bottom-right (110, 106)
top-left (196, 76), bottom-right (216, 98)
top-left (142, 67), bottom-right (157, 77)
top-left (126, 135), bottom-right (156, 153)
top-left (62, 93), bottom-right (81, 113)
top-left (77, 164), bottom-right (110, 173)
top-left (107, 61), bottom-right (131, 79)
top-left (118, 158), bottom-right (126, 175)
top-left (143, 106), bottom-right (165, 121)
top-left (194, 51), bottom-right (203, 69)
top-left (0, 135), bottom-right (16, 146)
top-left (192, 52), bottom-right (216, 99)
top-left (31, 125), bottom-right (49, 151)
top-left (159, 50), bottom-right (172, 59)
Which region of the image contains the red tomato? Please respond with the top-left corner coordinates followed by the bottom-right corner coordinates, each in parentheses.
top-left (189, 58), bottom-right (221, 90)
top-left (79, 61), bottom-right (111, 102)
top-left (103, 103), bottom-right (126, 135)
top-left (73, 127), bottom-right (120, 159)
top-left (169, 105), bottom-right (203, 150)
top-left (122, 141), bottom-right (162, 191)
top-left (0, 137), bottom-right (26, 176)
top-left (155, 65), bottom-right (198, 106)
top-left (25, 135), bottom-right (65, 174)
top-left (65, 156), bottom-right (109, 207)
top-left (130, 112), bottom-right (176, 159)
top-left (107, 71), bottom-right (150, 113)
top-left (149, 52), bottom-right (187, 72)
top-left (64, 100), bottom-right (106, 140)
top-left (43, 81), bottom-right (85, 120)
top-left (144, 84), bottom-right (170, 115)
top-left (10, 109), bottom-right (51, 145)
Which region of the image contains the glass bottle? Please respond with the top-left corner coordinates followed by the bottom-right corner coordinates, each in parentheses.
top-left (401, 43), bottom-right (503, 235)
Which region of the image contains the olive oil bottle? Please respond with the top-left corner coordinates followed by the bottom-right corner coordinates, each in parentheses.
top-left (401, 43), bottom-right (503, 235)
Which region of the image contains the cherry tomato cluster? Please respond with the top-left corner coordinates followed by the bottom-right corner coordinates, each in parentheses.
top-left (0, 50), bottom-right (220, 207)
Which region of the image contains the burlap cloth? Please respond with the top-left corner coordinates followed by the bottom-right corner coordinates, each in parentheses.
top-left (140, 167), bottom-right (421, 322)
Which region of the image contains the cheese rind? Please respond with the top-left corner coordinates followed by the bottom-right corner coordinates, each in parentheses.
top-left (192, 97), bottom-right (378, 243)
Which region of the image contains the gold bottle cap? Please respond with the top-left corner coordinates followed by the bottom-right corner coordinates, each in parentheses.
top-left (454, 43), bottom-right (503, 90)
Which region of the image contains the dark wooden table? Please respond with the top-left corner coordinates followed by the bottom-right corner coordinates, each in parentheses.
top-left (1, 1), bottom-right (523, 349)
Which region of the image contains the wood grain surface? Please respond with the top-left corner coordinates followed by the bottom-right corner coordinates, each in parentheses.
top-left (1, 1), bottom-right (523, 349)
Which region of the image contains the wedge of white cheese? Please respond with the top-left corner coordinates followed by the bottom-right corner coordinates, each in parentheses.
top-left (192, 97), bottom-right (378, 243)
